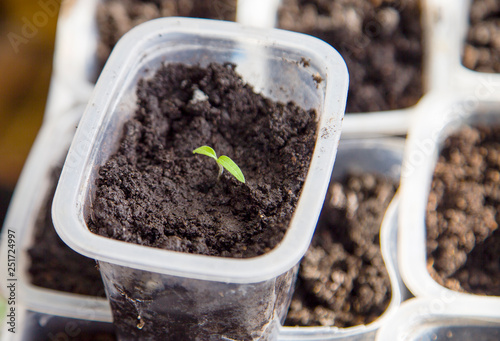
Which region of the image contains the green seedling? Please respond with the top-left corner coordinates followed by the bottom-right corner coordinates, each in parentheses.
top-left (193, 145), bottom-right (245, 184)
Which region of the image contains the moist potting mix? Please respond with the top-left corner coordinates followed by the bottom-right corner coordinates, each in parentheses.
top-left (28, 167), bottom-right (106, 297)
top-left (285, 172), bottom-right (397, 327)
top-left (426, 124), bottom-right (500, 296)
top-left (96, 0), bottom-right (236, 75)
top-left (88, 62), bottom-right (318, 258)
top-left (463, 0), bottom-right (500, 73)
top-left (278, 0), bottom-right (423, 113)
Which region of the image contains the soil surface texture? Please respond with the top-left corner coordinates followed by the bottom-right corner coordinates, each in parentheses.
top-left (285, 172), bottom-right (396, 328)
top-left (89, 62), bottom-right (317, 258)
top-left (28, 168), bottom-right (106, 297)
top-left (426, 125), bottom-right (500, 296)
top-left (96, 0), bottom-right (236, 75)
top-left (278, 0), bottom-right (423, 113)
top-left (463, 0), bottom-right (500, 72)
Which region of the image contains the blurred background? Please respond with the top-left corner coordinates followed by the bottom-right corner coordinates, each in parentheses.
top-left (0, 0), bottom-right (60, 226)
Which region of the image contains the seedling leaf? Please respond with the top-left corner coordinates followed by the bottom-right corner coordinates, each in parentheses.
top-left (193, 146), bottom-right (217, 160)
top-left (218, 155), bottom-right (246, 184)
top-left (192, 145), bottom-right (246, 184)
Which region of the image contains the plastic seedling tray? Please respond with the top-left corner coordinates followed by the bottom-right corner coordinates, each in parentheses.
top-left (16, 0), bottom-right (500, 338)
top-left (279, 138), bottom-right (405, 341)
top-left (52, 17), bottom-right (348, 340)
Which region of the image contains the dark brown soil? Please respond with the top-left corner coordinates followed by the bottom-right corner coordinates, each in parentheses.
top-left (285, 172), bottom-right (396, 328)
top-left (426, 125), bottom-right (500, 296)
top-left (88, 62), bottom-right (317, 258)
top-left (27, 168), bottom-right (106, 297)
top-left (463, 0), bottom-right (500, 72)
top-left (278, 0), bottom-right (423, 113)
top-left (96, 0), bottom-right (236, 76)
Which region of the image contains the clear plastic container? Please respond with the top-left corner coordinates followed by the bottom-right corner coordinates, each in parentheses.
top-left (376, 297), bottom-right (500, 341)
top-left (261, 0), bottom-right (436, 137)
top-left (0, 105), bottom-right (111, 322)
top-left (45, 0), bottom-right (265, 122)
top-left (399, 95), bottom-right (500, 302)
top-left (279, 138), bottom-right (405, 340)
top-left (397, 0), bottom-right (500, 304)
top-left (52, 17), bottom-right (348, 340)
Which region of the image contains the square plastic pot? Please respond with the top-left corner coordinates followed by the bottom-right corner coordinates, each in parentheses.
top-left (248, 0), bottom-right (436, 136)
top-left (279, 138), bottom-right (405, 341)
top-left (52, 18), bottom-right (348, 340)
top-left (399, 95), bottom-right (500, 304)
top-left (45, 0), bottom-right (267, 122)
top-left (0, 106), bottom-right (111, 322)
